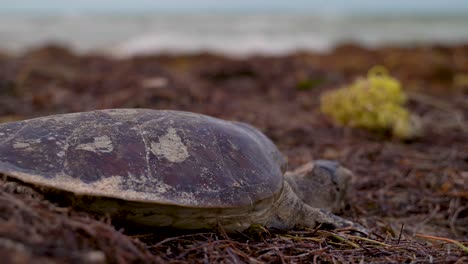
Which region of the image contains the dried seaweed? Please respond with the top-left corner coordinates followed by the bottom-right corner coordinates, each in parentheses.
top-left (0, 44), bottom-right (467, 263)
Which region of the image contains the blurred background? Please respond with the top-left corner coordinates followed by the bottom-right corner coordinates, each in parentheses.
top-left (0, 2), bottom-right (467, 262)
top-left (1, 0), bottom-right (468, 56)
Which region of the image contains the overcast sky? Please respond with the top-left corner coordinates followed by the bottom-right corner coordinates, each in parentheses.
top-left (2, 0), bottom-right (468, 15)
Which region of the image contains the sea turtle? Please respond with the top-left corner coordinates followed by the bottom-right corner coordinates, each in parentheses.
top-left (0, 109), bottom-right (363, 232)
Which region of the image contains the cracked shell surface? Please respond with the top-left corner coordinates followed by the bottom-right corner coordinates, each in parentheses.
top-left (0, 109), bottom-right (286, 208)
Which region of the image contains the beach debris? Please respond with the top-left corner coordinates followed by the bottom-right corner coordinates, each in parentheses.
top-left (320, 66), bottom-right (422, 139)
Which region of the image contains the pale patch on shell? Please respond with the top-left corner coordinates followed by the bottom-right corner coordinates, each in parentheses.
top-left (151, 127), bottom-right (189, 163)
top-left (105, 109), bottom-right (140, 116)
top-left (3, 169), bottom-right (198, 206)
top-left (122, 172), bottom-right (174, 195)
top-left (76, 135), bottom-right (114, 153)
top-left (12, 142), bottom-right (32, 150)
top-left (39, 112), bottom-right (82, 122)
top-left (56, 140), bottom-right (68, 157)
top-left (12, 140), bottom-right (38, 151)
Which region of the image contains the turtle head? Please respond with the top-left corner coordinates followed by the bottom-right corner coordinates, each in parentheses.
top-left (284, 160), bottom-right (353, 213)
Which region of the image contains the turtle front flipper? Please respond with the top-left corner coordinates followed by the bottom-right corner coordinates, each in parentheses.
top-left (298, 205), bottom-right (368, 235)
top-left (268, 182), bottom-right (367, 234)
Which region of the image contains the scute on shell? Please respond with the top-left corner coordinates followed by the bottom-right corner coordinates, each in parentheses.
top-left (0, 109), bottom-right (285, 208)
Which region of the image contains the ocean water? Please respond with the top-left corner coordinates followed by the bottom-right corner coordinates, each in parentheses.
top-left (1, 1), bottom-right (468, 56)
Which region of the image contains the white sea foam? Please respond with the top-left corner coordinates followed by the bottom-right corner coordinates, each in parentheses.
top-left (1, 14), bottom-right (468, 56)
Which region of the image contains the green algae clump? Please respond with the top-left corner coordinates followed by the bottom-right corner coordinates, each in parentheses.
top-left (320, 66), bottom-right (422, 139)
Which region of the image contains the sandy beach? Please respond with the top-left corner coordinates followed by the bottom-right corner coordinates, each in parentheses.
top-left (0, 43), bottom-right (467, 262)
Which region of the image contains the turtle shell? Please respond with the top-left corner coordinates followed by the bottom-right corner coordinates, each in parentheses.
top-left (0, 109), bottom-right (286, 208)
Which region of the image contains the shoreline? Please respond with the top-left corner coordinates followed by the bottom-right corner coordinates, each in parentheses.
top-left (2, 41), bottom-right (468, 59)
top-left (2, 12), bottom-right (468, 56)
